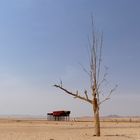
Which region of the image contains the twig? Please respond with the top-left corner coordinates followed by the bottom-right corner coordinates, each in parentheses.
top-left (84, 90), bottom-right (89, 100)
top-left (99, 85), bottom-right (118, 105)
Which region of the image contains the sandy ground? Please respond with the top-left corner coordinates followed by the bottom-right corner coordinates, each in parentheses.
top-left (0, 118), bottom-right (139, 140)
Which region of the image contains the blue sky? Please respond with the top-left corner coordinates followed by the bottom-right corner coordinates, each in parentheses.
top-left (0, 0), bottom-right (140, 117)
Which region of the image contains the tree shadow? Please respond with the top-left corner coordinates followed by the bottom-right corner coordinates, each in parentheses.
top-left (104, 134), bottom-right (137, 140)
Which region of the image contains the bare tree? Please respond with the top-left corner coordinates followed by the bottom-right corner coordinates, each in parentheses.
top-left (54, 20), bottom-right (117, 136)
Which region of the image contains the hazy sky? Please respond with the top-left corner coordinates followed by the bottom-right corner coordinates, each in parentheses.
top-left (0, 0), bottom-right (140, 117)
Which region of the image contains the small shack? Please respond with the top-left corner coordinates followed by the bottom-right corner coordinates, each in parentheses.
top-left (47, 110), bottom-right (70, 121)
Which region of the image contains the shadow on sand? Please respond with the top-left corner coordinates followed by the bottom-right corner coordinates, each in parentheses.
top-left (104, 134), bottom-right (136, 140)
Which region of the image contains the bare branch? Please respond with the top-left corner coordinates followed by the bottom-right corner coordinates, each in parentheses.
top-left (97, 71), bottom-right (108, 92)
top-left (54, 84), bottom-right (93, 104)
top-left (97, 32), bottom-right (103, 83)
top-left (79, 63), bottom-right (90, 77)
top-left (99, 85), bottom-right (118, 105)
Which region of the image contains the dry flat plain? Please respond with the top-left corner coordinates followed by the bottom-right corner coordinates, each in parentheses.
top-left (0, 118), bottom-right (139, 140)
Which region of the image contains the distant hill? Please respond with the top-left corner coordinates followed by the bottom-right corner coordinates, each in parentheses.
top-left (104, 115), bottom-right (122, 118)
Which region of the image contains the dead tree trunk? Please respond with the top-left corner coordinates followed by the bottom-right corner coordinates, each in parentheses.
top-left (93, 97), bottom-right (100, 136)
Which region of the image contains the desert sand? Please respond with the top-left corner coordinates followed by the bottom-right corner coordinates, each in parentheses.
top-left (0, 118), bottom-right (139, 140)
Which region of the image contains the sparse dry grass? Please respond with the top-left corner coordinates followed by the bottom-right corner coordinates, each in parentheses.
top-left (0, 118), bottom-right (139, 140)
